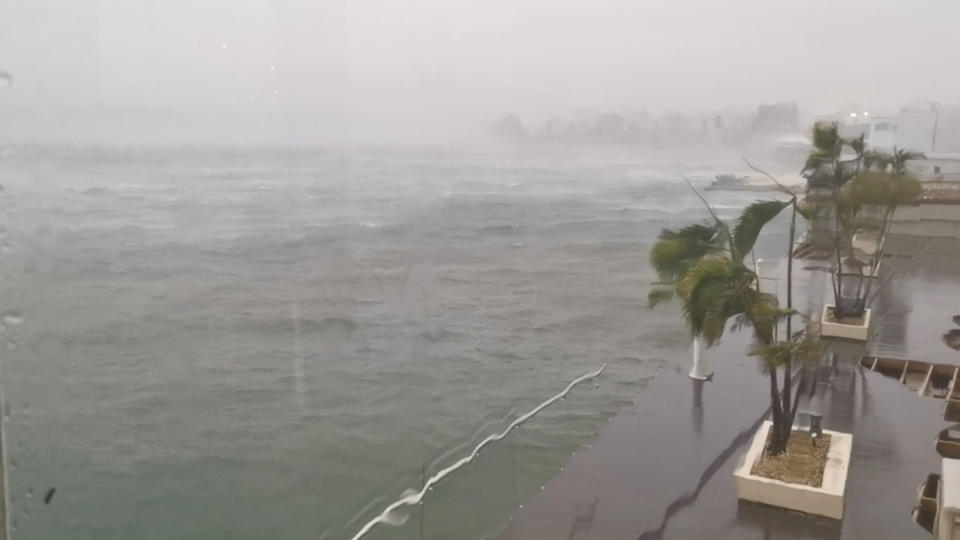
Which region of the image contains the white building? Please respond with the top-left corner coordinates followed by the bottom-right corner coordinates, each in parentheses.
top-left (823, 104), bottom-right (960, 157)
top-left (834, 113), bottom-right (899, 152)
top-left (905, 153), bottom-right (960, 182)
top-left (897, 107), bottom-right (937, 153)
top-left (898, 104), bottom-right (960, 154)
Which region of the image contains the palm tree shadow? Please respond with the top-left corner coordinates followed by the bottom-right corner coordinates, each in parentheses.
top-left (636, 408), bottom-right (769, 540)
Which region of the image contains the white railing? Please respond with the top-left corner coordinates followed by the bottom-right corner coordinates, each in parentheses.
top-left (348, 363), bottom-right (608, 540)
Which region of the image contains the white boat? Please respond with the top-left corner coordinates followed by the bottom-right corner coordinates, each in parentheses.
top-left (704, 174), bottom-right (775, 192)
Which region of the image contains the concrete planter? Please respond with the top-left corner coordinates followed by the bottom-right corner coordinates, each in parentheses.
top-left (839, 262), bottom-right (879, 278)
top-left (734, 421), bottom-right (853, 519)
top-left (820, 305), bottom-right (871, 341)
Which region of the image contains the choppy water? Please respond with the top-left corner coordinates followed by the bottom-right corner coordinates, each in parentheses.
top-left (0, 146), bottom-right (791, 539)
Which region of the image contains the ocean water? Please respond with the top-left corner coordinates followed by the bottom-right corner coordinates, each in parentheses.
top-left (0, 146), bottom-right (791, 539)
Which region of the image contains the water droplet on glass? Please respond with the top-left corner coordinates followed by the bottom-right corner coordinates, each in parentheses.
top-left (25, 489), bottom-right (32, 499)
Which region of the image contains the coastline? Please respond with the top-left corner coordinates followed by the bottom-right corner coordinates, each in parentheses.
top-left (501, 241), bottom-right (960, 539)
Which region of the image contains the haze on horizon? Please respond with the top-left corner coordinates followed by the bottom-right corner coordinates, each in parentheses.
top-left (1, 0), bottom-right (959, 145)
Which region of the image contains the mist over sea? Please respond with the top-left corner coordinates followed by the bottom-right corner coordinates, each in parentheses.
top-left (0, 145), bottom-right (792, 539)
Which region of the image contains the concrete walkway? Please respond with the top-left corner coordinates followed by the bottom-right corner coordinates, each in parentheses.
top-left (501, 238), bottom-right (960, 540)
top-left (499, 348), bottom-right (944, 539)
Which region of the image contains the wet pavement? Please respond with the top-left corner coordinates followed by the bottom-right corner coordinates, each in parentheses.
top-left (868, 235), bottom-right (960, 364)
top-left (499, 348), bottom-right (946, 539)
top-left (498, 329), bottom-right (774, 540)
top-left (500, 234), bottom-right (960, 540)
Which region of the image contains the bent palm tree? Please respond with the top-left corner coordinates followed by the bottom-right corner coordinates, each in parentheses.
top-left (803, 122), bottom-right (923, 319)
top-left (649, 222), bottom-right (723, 378)
top-left (650, 195), bottom-right (806, 454)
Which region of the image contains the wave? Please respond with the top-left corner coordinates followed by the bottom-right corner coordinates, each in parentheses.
top-left (476, 224), bottom-right (521, 235)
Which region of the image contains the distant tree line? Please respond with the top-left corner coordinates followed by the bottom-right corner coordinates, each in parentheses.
top-left (490, 102), bottom-right (799, 147)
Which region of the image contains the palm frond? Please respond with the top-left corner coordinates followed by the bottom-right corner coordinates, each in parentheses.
top-left (891, 148), bottom-right (926, 174)
top-left (750, 333), bottom-right (821, 369)
top-left (731, 200), bottom-right (790, 262)
top-left (679, 257), bottom-right (760, 345)
top-left (811, 122), bottom-right (839, 154)
top-left (731, 313), bottom-right (752, 333)
top-left (863, 150), bottom-right (891, 172)
top-left (647, 287), bottom-right (675, 309)
top-left (844, 134), bottom-right (866, 158)
top-left (801, 151), bottom-right (835, 177)
top-left (649, 222), bottom-right (721, 281)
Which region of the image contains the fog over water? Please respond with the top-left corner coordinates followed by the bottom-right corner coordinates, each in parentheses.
top-left (0, 146), bottom-right (796, 538)
top-left (0, 2), bottom-right (958, 539)
top-left (2, 0), bottom-right (960, 144)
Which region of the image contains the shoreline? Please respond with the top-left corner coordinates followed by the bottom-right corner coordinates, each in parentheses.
top-left (501, 243), bottom-right (960, 539)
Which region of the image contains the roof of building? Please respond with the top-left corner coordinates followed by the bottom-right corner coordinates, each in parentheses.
top-left (921, 181), bottom-right (960, 204)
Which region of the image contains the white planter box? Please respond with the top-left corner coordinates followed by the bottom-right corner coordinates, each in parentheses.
top-left (734, 421), bottom-right (853, 519)
top-left (839, 262), bottom-right (879, 278)
top-left (820, 305), bottom-right (871, 341)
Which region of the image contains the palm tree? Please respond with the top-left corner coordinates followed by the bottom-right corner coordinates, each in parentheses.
top-left (803, 123), bottom-right (922, 320)
top-left (650, 192), bottom-right (809, 454)
top-left (649, 221), bottom-right (723, 379)
top-left (802, 123), bottom-right (861, 318)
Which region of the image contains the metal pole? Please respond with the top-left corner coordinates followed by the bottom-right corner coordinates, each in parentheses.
top-left (0, 103), bottom-right (10, 538)
top-left (419, 465), bottom-right (425, 540)
top-left (932, 104), bottom-right (939, 153)
top-left (0, 355), bottom-right (10, 540)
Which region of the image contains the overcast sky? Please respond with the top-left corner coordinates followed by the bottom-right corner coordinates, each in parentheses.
top-left (1, 0), bottom-right (959, 144)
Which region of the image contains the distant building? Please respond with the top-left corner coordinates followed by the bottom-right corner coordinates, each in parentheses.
top-left (835, 114), bottom-right (899, 152)
top-left (906, 153), bottom-right (960, 182)
top-left (828, 104), bottom-right (960, 155)
top-left (901, 105), bottom-right (960, 154)
top-left (897, 107), bottom-right (937, 153)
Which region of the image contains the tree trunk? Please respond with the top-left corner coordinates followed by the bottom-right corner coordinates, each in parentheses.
top-left (767, 364), bottom-right (789, 455)
top-left (688, 336), bottom-right (710, 380)
top-left (786, 200), bottom-right (796, 338)
top-left (862, 206), bottom-right (893, 304)
top-left (768, 428), bottom-right (789, 455)
top-left (832, 189), bottom-right (844, 316)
